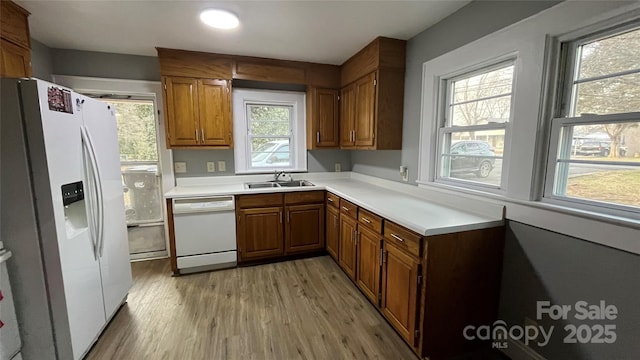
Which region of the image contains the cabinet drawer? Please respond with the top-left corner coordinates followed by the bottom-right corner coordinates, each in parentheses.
top-left (326, 192), bottom-right (339, 208)
top-left (236, 193), bottom-right (283, 208)
top-left (384, 221), bottom-right (421, 258)
top-left (339, 199), bottom-right (358, 219)
top-left (358, 209), bottom-right (383, 234)
top-left (284, 191), bottom-right (325, 205)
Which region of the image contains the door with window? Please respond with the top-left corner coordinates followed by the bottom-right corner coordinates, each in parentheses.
top-left (101, 98), bottom-right (166, 259)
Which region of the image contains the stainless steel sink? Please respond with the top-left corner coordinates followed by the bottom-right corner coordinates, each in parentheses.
top-left (245, 182), bottom-right (281, 189)
top-left (276, 180), bottom-right (315, 187)
top-left (244, 180), bottom-right (315, 189)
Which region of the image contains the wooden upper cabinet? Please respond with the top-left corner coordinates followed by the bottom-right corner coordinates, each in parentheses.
top-left (339, 84), bottom-right (356, 148)
top-left (0, 0), bottom-right (31, 78)
top-left (354, 72), bottom-right (376, 147)
top-left (381, 241), bottom-right (421, 346)
top-left (307, 87), bottom-right (339, 149)
top-left (1, 38), bottom-right (30, 77)
top-left (339, 37), bottom-right (406, 150)
top-left (165, 77), bottom-right (199, 146)
top-left (198, 79), bottom-right (232, 146)
top-left (163, 76), bottom-right (232, 148)
top-left (285, 203), bottom-right (325, 254)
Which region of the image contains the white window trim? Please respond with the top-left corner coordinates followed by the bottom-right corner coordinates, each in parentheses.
top-left (434, 58), bottom-right (516, 193)
top-left (417, 1), bottom-right (640, 255)
top-left (541, 21), bottom-right (640, 219)
top-left (544, 112), bottom-right (640, 219)
top-left (232, 89), bottom-right (306, 174)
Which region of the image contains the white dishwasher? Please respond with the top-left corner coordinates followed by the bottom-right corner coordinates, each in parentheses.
top-left (172, 196), bottom-right (237, 273)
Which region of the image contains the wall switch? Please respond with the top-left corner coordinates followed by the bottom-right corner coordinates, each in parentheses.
top-left (400, 166), bottom-right (409, 182)
top-left (335, 163), bottom-right (341, 172)
top-left (207, 162), bottom-right (216, 172)
top-left (174, 162), bottom-right (187, 173)
top-left (218, 161), bottom-right (226, 172)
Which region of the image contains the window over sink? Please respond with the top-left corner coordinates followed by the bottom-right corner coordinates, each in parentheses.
top-left (233, 89), bottom-right (307, 173)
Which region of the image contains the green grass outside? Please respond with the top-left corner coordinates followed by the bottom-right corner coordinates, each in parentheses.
top-left (566, 170), bottom-right (640, 207)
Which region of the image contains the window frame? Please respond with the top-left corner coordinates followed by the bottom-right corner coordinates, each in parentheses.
top-left (232, 89), bottom-right (307, 174)
top-left (543, 22), bottom-right (640, 219)
top-left (434, 58), bottom-right (517, 193)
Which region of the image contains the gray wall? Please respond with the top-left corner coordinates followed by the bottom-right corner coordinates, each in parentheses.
top-left (172, 149), bottom-right (351, 177)
top-left (30, 39), bottom-right (53, 81)
top-left (351, 0), bottom-right (562, 184)
top-left (51, 48), bottom-right (160, 81)
top-left (501, 221), bottom-right (639, 359)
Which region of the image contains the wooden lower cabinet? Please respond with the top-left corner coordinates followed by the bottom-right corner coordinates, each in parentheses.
top-left (285, 203), bottom-right (325, 254)
top-left (338, 215), bottom-right (358, 280)
top-left (236, 192), bottom-right (325, 263)
top-left (325, 205), bottom-right (340, 261)
top-left (355, 225), bottom-right (382, 305)
top-left (237, 207), bottom-right (284, 261)
top-left (381, 241), bottom-right (421, 347)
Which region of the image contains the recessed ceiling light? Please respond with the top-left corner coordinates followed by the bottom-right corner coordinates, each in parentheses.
top-left (200, 9), bottom-right (239, 30)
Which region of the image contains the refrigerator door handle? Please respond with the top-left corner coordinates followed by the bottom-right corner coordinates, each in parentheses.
top-left (82, 126), bottom-right (106, 258)
top-left (81, 127), bottom-right (99, 260)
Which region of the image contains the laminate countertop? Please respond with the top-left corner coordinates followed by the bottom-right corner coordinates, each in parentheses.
top-left (165, 177), bottom-right (504, 236)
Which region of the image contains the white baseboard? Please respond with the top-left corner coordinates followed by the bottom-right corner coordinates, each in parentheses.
top-left (501, 339), bottom-right (547, 360)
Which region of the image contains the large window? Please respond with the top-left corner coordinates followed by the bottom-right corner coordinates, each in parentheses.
top-left (233, 89), bottom-right (306, 173)
top-left (436, 62), bottom-right (515, 189)
top-left (545, 24), bottom-right (640, 216)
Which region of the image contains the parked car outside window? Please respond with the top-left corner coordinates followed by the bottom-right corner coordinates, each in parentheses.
top-left (449, 140), bottom-right (496, 178)
top-left (251, 139), bottom-right (290, 167)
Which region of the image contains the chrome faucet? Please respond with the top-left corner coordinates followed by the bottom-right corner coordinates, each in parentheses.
top-left (274, 170), bottom-right (287, 182)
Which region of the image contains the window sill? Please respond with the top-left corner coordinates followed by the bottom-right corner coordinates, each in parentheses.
top-left (417, 180), bottom-right (640, 254)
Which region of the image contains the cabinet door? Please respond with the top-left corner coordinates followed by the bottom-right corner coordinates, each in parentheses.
top-left (338, 215), bottom-right (358, 280)
top-left (354, 72), bottom-right (376, 147)
top-left (0, 38), bottom-right (30, 78)
top-left (339, 84), bottom-right (356, 148)
top-left (381, 242), bottom-right (421, 346)
top-left (198, 79), bottom-right (232, 147)
top-left (237, 207), bottom-right (284, 261)
top-left (164, 77), bottom-right (199, 146)
top-left (356, 225), bottom-right (382, 305)
top-left (326, 204), bottom-right (340, 261)
top-left (285, 204), bottom-right (325, 254)
top-left (314, 88), bottom-right (339, 147)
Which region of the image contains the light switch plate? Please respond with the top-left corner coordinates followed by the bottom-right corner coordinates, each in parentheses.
top-left (174, 162), bottom-right (187, 173)
top-left (400, 166), bottom-right (409, 182)
top-left (218, 161), bottom-right (226, 172)
top-left (207, 162), bottom-right (216, 172)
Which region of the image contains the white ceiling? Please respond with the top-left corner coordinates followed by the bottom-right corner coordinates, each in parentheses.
top-left (17, 0), bottom-right (470, 65)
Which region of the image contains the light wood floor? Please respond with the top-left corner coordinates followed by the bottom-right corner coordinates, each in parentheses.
top-left (86, 256), bottom-right (418, 360)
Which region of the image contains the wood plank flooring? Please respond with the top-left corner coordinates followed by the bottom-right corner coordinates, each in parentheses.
top-left (86, 256), bottom-right (418, 360)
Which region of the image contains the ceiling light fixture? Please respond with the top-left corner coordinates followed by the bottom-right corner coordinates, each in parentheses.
top-left (200, 9), bottom-right (239, 30)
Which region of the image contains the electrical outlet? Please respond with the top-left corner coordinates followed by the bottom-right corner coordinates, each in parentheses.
top-left (207, 162), bottom-right (216, 172)
top-left (218, 161), bottom-right (226, 172)
top-left (335, 163), bottom-right (341, 172)
top-left (174, 162), bottom-right (187, 173)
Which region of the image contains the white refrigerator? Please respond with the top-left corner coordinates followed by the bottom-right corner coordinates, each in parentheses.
top-left (0, 78), bottom-right (132, 360)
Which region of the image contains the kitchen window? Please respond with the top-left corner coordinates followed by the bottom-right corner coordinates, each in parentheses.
top-left (544, 24), bottom-right (640, 217)
top-left (233, 89), bottom-right (306, 173)
top-left (436, 61), bottom-right (515, 190)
